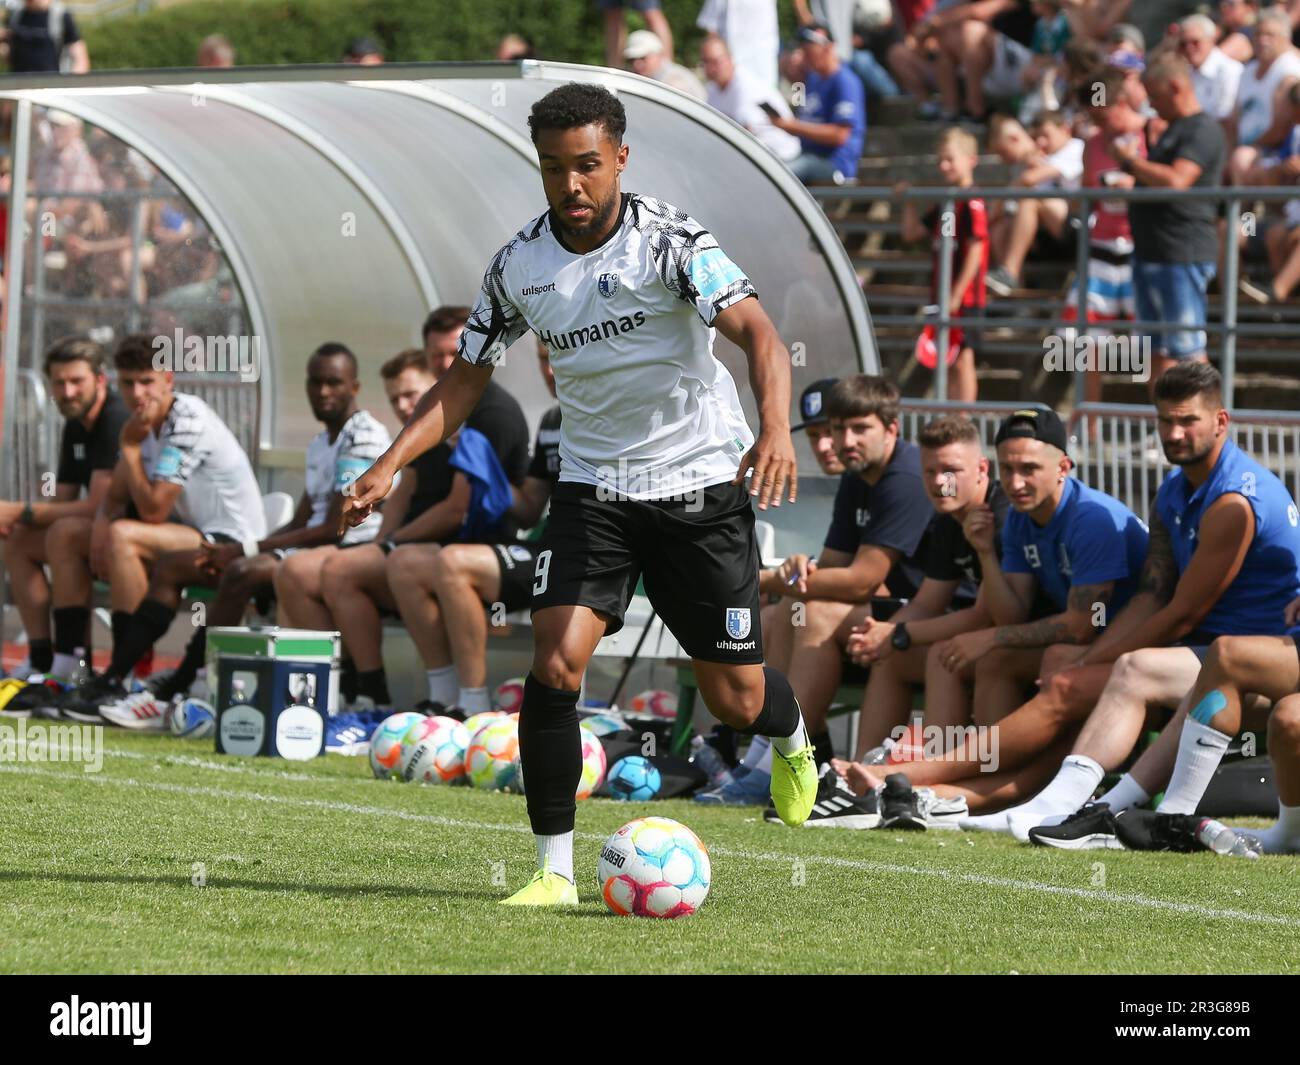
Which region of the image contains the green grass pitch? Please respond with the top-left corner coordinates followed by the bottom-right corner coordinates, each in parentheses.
top-left (2, 732), bottom-right (1298, 974)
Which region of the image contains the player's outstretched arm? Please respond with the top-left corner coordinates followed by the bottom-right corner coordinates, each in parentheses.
top-left (341, 359), bottom-right (493, 530)
top-left (714, 298), bottom-right (796, 510)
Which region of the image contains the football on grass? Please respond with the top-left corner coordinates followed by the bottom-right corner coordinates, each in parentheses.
top-left (467, 715), bottom-right (520, 790)
top-left (606, 756), bottom-right (662, 801)
top-left (598, 816), bottom-right (711, 919)
top-left (402, 716), bottom-right (470, 784)
top-left (369, 711), bottom-right (426, 780)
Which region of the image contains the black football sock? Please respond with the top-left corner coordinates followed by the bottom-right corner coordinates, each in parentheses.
top-left (339, 656), bottom-right (358, 704)
top-left (52, 606), bottom-right (90, 655)
top-left (156, 627), bottom-right (206, 700)
top-left (738, 665), bottom-right (804, 741)
top-left (518, 672), bottom-right (583, 837)
top-left (107, 598), bottom-right (177, 680)
top-left (356, 668), bottom-right (391, 705)
top-left (811, 729), bottom-right (835, 768)
top-left (27, 638), bottom-right (53, 674)
top-left (110, 610), bottom-right (133, 660)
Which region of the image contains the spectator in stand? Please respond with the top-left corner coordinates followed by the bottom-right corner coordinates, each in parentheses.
top-left (1105, 22), bottom-right (1144, 60)
top-left (0, 0), bottom-right (89, 74)
top-left (343, 36), bottom-right (384, 65)
top-left (1181, 14), bottom-right (1244, 123)
top-left (846, 0), bottom-right (905, 101)
top-left (196, 35), bottom-right (236, 68)
top-left (496, 33), bottom-right (536, 60)
top-left (770, 23), bottom-right (866, 184)
top-left (700, 33), bottom-right (801, 161)
top-left (1219, 0), bottom-right (1260, 63)
top-left (1064, 67), bottom-right (1145, 408)
top-left (624, 30), bottom-right (706, 99)
top-left (922, 0), bottom-right (1039, 123)
top-left (696, 0), bottom-right (780, 89)
top-left (1238, 80), bottom-right (1300, 303)
top-left (601, 0), bottom-right (675, 69)
top-left (1111, 52), bottom-right (1225, 388)
top-left (986, 109), bottom-right (1083, 296)
top-left (1057, 0), bottom-right (1130, 43)
top-left (1017, 0), bottom-right (1071, 124)
top-left (895, 127), bottom-right (987, 402)
top-left (1227, 6), bottom-right (1300, 183)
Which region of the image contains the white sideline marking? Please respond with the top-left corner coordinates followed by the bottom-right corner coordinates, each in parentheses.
top-left (5, 761), bottom-right (1298, 929)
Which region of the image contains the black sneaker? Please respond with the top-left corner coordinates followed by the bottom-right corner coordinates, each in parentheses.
top-left (413, 699), bottom-right (448, 717)
top-left (45, 673), bottom-right (125, 724)
top-left (880, 773), bottom-right (924, 830)
top-left (3, 677), bottom-right (68, 716)
top-left (1113, 808), bottom-right (1202, 853)
top-left (1028, 802), bottom-right (1125, 850)
top-left (802, 764), bottom-right (881, 829)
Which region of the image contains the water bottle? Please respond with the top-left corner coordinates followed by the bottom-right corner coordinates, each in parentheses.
top-left (690, 735), bottom-right (731, 788)
top-left (1197, 819), bottom-right (1264, 859)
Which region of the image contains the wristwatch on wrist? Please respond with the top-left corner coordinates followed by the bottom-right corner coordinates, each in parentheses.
top-left (890, 623), bottom-right (911, 651)
top-left (18, 503), bottom-right (34, 525)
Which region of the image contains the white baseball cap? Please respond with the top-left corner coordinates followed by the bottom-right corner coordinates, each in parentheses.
top-left (624, 30), bottom-right (664, 61)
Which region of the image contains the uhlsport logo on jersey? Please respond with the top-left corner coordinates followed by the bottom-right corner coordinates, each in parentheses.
top-left (597, 272), bottom-right (620, 298)
top-left (725, 608), bottom-right (752, 640)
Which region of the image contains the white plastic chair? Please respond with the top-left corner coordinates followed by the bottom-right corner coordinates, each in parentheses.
top-left (262, 491), bottom-right (295, 533)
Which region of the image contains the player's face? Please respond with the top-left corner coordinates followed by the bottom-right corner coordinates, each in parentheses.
top-left (536, 343), bottom-right (556, 398)
top-left (305, 353), bottom-right (358, 423)
top-left (833, 413), bottom-right (894, 474)
top-left (804, 424), bottom-right (845, 476)
top-left (117, 367), bottom-right (174, 417)
top-left (922, 441), bottom-right (986, 514)
top-left (536, 125), bottom-right (628, 244)
top-left (997, 439), bottom-right (1065, 513)
top-left (1157, 394), bottom-right (1226, 466)
top-left (48, 359), bottom-right (102, 421)
top-left (384, 367), bottom-right (436, 423)
top-left (424, 326), bottom-right (462, 376)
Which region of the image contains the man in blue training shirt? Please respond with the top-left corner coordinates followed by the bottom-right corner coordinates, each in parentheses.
top-left (777, 375), bottom-right (933, 762)
top-left (924, 406), bottom-right (1149, 731)
top-left (977, 363), bottom-right (1300, 844)
top-left (771, 23), bottom-right (866, 185)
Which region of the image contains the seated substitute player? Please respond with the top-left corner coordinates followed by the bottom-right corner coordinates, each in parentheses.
top-left (278, 338), bottom-right (529, 709)
top-left (822, 407), bottom-right (1149, 824)
top-left (0, 336), bottom-right (129, 691)
top-left (769, 376), bottom-right (940, 765)
top-left (82, 344), bottom-right (390, 726)
top-left (388, 337), bottom-right (561, 717)
top-left (35, 334), bottom-right (267, 720)
top-left (344, 83), bottom-right (818, 905)
top-left (693, 376), bottom-right (851, 804)
top-left (843, 415), bottom-right (1021, 758)
top-left (961, 365), bottom-right (1300, 843)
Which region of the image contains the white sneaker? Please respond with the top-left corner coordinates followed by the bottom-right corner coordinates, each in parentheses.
top-left (99, 690), bottom-right (170, 731)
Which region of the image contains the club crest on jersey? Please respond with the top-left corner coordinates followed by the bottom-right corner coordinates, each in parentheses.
top-left (725, 608), bottom-right (752, 640)
top-left (597, 272), bottom-right (620, 298)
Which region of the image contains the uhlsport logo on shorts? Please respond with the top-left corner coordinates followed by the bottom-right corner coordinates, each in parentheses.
top-left (597, 272), bottom-right (620, 298)
top-left (725, 607), bottom-right (752, 640)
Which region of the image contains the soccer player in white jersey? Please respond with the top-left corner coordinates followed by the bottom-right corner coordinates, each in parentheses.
top-left (345, 83), bottom-right (818, 905)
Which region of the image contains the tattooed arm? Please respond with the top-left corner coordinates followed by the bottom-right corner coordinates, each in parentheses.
top-left (991, 581), bottom-right (1116, 648)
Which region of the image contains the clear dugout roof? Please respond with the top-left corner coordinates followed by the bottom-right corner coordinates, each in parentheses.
top-left (1, 61), bottom-right (878, 451)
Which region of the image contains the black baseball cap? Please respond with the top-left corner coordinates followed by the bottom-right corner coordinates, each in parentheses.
top-left (791, 377), bottom-right (839, 432)
top-left (994, 407), bottom-right (1069, 454)
top-left (795, 24), bottom-right (835, 47)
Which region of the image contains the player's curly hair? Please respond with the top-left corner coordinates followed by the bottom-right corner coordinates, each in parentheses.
top-left (528, 83), bottom-right (626, 146)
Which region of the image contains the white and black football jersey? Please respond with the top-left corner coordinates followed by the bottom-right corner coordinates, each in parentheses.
top-left (139, 392), bottom-right (266, 542)
top-left (459, 193), bottom-right (757, 500)
top-left (304, 409), bottom-right (391, 544)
